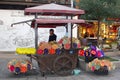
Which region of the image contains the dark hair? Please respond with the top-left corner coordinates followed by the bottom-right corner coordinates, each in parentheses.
top-left (50, 29), bottom-right (54, 32)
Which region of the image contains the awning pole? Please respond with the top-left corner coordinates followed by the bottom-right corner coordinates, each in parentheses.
top-left (34, 13), bottom-right (38, 51)
top-left (71, 0), bottom-right (74, 8)
top-left (66, 16), bottom-right (68, 33)
top-left (11, 19), bottom-right (33, 27)
top-left (30, 13), bottom-right (38, 63)
top-left (71, 24), bottom-right (73, 49)
top-left (70, 0), bottom-right (73, 48)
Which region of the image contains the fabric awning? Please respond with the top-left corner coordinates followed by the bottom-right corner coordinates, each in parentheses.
top-left (25, 3), bottom-right (85, 16)
top-left (31, 18), bottom-right (85, 28)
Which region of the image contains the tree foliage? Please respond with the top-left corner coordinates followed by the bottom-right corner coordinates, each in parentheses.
top-left (79, 0), bottom-right (119, 20)
top-left (78, 0), bottom-right (120, 46)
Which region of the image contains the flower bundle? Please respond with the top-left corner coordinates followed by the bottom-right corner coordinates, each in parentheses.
top-left (78, 45), bottom-right (104, 58)
top-left (88, 58), bottom-right (115, 72)
top-left (38, 41), bottom-right (61, 55)
top-left (58, 37), bottom-right (81, 49)
top-left (8, 59), bottom-right (32, 74)
top-left (16, 48), bottom-right (36, 55)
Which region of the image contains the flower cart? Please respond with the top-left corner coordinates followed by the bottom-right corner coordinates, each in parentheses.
top-left (11, 3), bottom-right (85, 76)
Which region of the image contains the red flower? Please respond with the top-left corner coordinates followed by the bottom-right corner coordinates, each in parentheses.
top-left (77, 43), bottom-right (81, 48)
top-left (91, 66), bottom-right (95, 71)
top-left (20, 66), bottom-right (27, 73)
top-left (49, 48), bottom-right (55, 55)
top-left (91, 50), bottom-right (96, 55)
top-left (78, 50), bottom-right (84, 56)
top-left (58, 39), bottom-right (63, 44)
top-left (9, 65), bottom-right (15, 72)
top-left (64, 43), bottom-right (70, 50)
top-left (97, 51), bottom-right (102, 57)
top-left (37, 49), bottom-right (43, 55)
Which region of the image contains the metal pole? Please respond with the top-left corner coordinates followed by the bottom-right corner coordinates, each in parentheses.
top-left (71, 0), bottom-right (74, 8)
top-left (29, 13), bottom-right (38, 63)
top-left (35, 13), bottom-right (38, 51)
top-left (70, 0), bottom-right (73, 48)
top-left (30, 13), bottom-right (38, 63)
top-left (66, 16), bottom-right (68, 33)
top-left (71, 24), bottom-right (73, 48)
top-left (11, 19), bottom-right (33, 27)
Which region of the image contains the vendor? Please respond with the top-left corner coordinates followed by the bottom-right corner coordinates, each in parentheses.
top-left (48, 29), bottom-right (57, 42)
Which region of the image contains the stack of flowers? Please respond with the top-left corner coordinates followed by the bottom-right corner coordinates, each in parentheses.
top-left (37, 37), bottom-right (80, 55)
top-left (78, 45), bottom-right (104, 58)
top-left (16, 48), bottom-right (36, 55)
top-left (37, 41), bottom-right (61, 55)
top-left (88, 58), bottom-right (115, 74)
top-left (58, 37), bottom-right (81, 50)
top-left (8, 59), bottom-right (32, 74)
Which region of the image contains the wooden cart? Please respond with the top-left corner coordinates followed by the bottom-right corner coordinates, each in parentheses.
top-left (27, 18), bottom-right (84, 76)
top-left (12, 3), bottom-right (85, 76)
top-left (28, 48), bottom-right (79, 76)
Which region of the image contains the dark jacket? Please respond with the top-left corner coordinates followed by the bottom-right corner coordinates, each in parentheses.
top-left (48, 34), bottom-right (57, 42)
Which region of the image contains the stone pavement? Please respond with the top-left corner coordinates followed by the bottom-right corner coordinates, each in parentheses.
top-left (0, 52), bottom-right (120, 80)
top-left (104, 49), bottom-right (120, 57)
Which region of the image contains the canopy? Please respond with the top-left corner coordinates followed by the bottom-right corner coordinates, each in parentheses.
top-left (31, 19), bottom-right (85, 28)
top-left (25, 3), bottom-right (85, 16)
top-left (80, 22), bottom-right (94, 28)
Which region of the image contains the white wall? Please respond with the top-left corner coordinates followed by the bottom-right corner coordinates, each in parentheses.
top-left (0, 10), bottom-right (66, 51)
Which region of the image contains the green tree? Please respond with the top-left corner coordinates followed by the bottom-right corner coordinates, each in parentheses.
top-left (79, 0), bottom-right (120, 46)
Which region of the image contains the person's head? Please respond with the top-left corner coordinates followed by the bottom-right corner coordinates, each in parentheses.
top-left (49, 29), bottom-right (54, 35)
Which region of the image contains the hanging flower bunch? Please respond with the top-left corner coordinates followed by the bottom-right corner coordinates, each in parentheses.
top-left (38, 41), bottom-right (61, 55)
top-left (16, 48), bottom-right (36, 55)
top-left (8, 59), bottom-right (32, 74)
top-left (88, 58), bottom-right (115, 72)
top-left (58, 37), bottom-right (81, 49)
top-left (78, 45), bottom-right (104, 58)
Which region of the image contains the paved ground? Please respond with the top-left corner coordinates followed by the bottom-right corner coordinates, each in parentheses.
top-left (0, 51), bottom-right (120, 80)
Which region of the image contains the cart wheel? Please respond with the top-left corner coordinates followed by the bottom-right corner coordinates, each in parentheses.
top-left (37, 62), bottom-right (45, 77)
top-left (41, 72), bottom-right (45, 77)
top-left (53, 56), bottom-right (74, 76)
